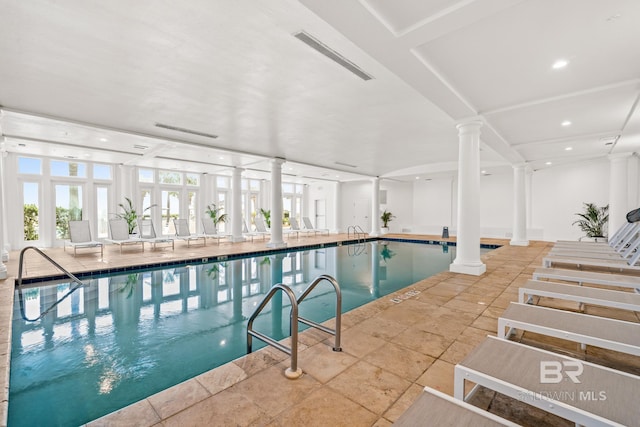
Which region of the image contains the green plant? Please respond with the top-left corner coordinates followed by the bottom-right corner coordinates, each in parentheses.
top-left (573, 203), bottom-right (609, 238)
top-left (260, 208), bottom-right (271, 228)
top-left (380, 244), bottom-right (395, 262)
top-left (23, 203), bottom-right (39, 241)
top-left (380, 210), bottom-right (395, 228)
top-left (206, 204), bottom-right (228, 228)
top-left (115, 197), bottom-right (156, 234)
top-left (55, 206), bottom-right (82, 239)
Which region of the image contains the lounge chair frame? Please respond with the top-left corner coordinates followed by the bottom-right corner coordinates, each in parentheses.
top-left (395, 386), bottom-right (518, 426)
top-left (498, 302), bottom-right (640, 356)
top-left (64, 220), bottom-right (104, 257)
top-left (455, 336), bottom-right (636, 427)
top-left (137, 219), bottom-right (174, 250)
top-left (519, 279), bottom-right (640, 313)
top-left (173, 218), bottom-right (206, 247)
top-left (105, 219), bottom-right (144, 253)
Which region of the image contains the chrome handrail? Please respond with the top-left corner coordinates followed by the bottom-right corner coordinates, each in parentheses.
top-left (296, 274), bottom-right (342, 351)
top-left (16, 246), bottom-right (87, 321)
top-left (347, 225), bottom-right (366, 241)
top-left (246, 283), bottom-right (302, 379)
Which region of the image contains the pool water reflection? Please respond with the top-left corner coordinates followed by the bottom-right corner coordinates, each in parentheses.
top-left (9, 241), bottom-right (467, 426)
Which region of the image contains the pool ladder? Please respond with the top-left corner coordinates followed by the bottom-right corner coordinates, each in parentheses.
top-left (16, 246), bottom-right (87, 321)
top-left (347, 225), bottom-right (367, 242)
top-left (246, 274), bottom-right (342, 379)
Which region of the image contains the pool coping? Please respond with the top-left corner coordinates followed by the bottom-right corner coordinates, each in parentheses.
top-left (15, 237), bottom-right (501, 285)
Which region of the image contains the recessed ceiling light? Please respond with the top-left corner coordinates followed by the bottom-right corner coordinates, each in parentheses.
top-left (545, 161), bottom-right (552, 165)
top-left (561, 120), bottom-right (572, 127)
top-left (552, 59), bottom-right (569, 69)
top-left (481, 170), bottom-right (487, 174)
top-left (415, 176), bottom-right (420, 180)
top-left (99, 138), bottom-right (108, 142)
top-left (565, 147), bottom-right (573, 151)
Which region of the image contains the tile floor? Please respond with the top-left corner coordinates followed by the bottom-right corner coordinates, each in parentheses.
top-left (2, 234), bottom-right (639, 426)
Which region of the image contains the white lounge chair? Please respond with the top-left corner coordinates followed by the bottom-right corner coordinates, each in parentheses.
top-left (395, 386), bottom-right (518, 427)
top-left (498, 302), bottom-right (640, 356)
top-left (519, 279), bottom-right (640, 313)
top-left (201, 217), bottom-right (230, 245)
top-left (303, 217), bottom-right (329, 235)
top-left (65, 220), bottom-right (104, 257)
top-left (173, 218), bottom-right (206, 247)
top-left (289, 217), bottom-right (314, 237)
top-left (455, 336), bottom-right (639, 427)
top-left (253, 217), bottom-right (272, 240)
top-left (105, 219), bottom-right (144, 253)
top-left (532, 267), bottom-right (640, 291)
top-left (137, 219), bottom-right (174, 250)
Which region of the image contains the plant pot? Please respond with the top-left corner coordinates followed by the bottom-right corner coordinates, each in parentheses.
top-left (380, 227), bottom-right (389, 235)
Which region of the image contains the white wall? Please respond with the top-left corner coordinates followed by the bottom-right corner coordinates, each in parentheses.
top-left (531, 158), bottom-right (610, 241)
top-left (411, 178), bottom-right (454, 235)
top-left (380, 180), bottom-right (413, 233)
top-left (478, 172), bottom-right (514, 238)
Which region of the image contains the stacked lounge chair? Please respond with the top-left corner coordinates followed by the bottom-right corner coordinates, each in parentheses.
top-left (397, 213), bottom-right (640, 424)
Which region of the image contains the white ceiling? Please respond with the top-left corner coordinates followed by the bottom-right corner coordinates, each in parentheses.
top-left (1, 0), bottom-right (639, 183)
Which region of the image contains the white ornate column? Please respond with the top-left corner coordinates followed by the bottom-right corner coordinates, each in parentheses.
top-left (268, 158), bottom-right (287, 248)
top-left (609, 153), bottom-right (632, 237)
top-left (231, 167), bottom-right (245, 242)
top-left (333, 181), bottom-right (341, 233)
top-left (510, 163), bottom-right (529, 246)
top-left (450, 119), bottom-right (486, 276)
top-left (370, 177), bottom-right (380, 237)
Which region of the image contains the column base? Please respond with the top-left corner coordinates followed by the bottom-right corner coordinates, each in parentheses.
top-left (0, 264), bottom-right (7, 280)
top-left (267, 241), bottom-right (287, 249)
top-left (449, 262), bottom-right (486, 276)
top-left (230, 235), bottom-right (246, 243)
top-left (2, 249), bottom-right (8, 263)
top-left (509, 239), bottom-right (529, 246)
top-left (369, 232), bottom-right (380, 238)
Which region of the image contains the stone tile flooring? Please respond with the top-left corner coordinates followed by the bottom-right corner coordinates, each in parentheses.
top-left (2, 234), bottom-right (639, 426)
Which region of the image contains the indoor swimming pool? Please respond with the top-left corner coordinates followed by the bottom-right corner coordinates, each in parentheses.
top-left (9, 240), bottom-right (491, 426)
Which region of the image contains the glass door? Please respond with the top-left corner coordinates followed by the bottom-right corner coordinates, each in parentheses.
top-left (54, 183), bottom-right (84, 240)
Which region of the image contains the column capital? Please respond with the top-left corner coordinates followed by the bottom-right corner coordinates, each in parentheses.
top-left (272, 157), bottom-right (286, 166)
top-left (455, 117), bottom-right (484, 133)
top-left (232, 167), bottom-right (244, 174)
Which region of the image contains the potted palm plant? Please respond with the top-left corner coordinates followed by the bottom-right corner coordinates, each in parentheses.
top-left (380, 210), bottom-right (395, 234)
top-left (206, 204), bottom-right (227, 231)
top-left (260, 208), bottom-right (271, 228)
top-left (115, 197), bottom-right (156, 235)
top-left (573, 202), bottom-right (609, 241)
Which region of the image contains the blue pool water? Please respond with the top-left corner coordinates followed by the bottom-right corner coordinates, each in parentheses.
top-left (9, 240), bottom-right (486, 426)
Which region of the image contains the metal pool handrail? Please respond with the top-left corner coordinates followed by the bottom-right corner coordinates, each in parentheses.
top-left (347, 225), bottom-right (366, 241)
top-left (246, 283), bottom-right (302, 379)
top-left (296, 274), bottom-right (342, 352)
top-left (16, 246), bottom-right (87, 321)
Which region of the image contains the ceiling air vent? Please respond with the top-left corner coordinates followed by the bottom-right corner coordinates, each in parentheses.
top-left (293, 31), bottom-right (374, 81)
top-left (133, 144), bottom-right (149, 150)
top-left (155, 123), bottom-right (218, 139)
top-left (334, 161), bottom-right (357, 168)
